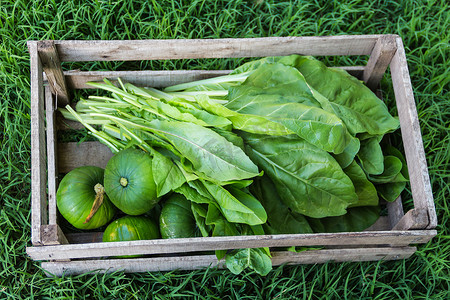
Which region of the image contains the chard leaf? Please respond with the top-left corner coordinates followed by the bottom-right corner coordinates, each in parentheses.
top-left (368, 156), bottom-right (409, 184)
top-left (151, 150), bottom-right (186, 197)
top-left (191, 203), bottom-right (211, 237)
top-left (225, 248), bottom-right (272, 276)
top-left (175, 183), bottom-right (211, 204)
top-left (227, 63), bottom-right (352, 154)
top-left (307, 206), bottom-right (381, 233)
top-left (146, 119), bottom-right (260, 183)
top-left (195, 94), bottom-right (291, 136)
top-left (251, 176), bottom-right (313, 234)
top-left (242, 133), bottom-right (358, 218)
top-left (202, 181), bottom-right (267, 226)
top-left (205, 204), bottom-right (239, 236)
top-left (343, 161), bottom-right (379, 207)
top-left (376, 182), bottom-right (407, 202)
top-left (332, 135), bottom-right (360, 168)
top-left (293, 56), bottom-right (400, 136)
top-left (357, 137), bottom-right (384, 175)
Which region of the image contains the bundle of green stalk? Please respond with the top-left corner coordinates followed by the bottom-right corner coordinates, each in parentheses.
top-left (61, 55), bottom-right (409, 275)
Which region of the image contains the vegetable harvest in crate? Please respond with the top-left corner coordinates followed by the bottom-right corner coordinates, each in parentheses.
top-left (57, 55), bottom-right (409, 275)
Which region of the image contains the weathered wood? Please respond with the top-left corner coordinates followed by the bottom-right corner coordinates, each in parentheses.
top-left (387, 196), bottom-right (405, 229)
top-left (390, 37), bottom-right (437, 229)
top-left (365, 216), bottom-right (391, 231)
top-left (64, 217), bottom-right (389, 244)
top-left (66, 232), bottom-right (103, 244)
top-left (57, 66), bottom-right (364, 90)
top-left (26, 230), bottom-right (436, 261)
top-left (41, 224), bottom-right (69, 246)
top-left (53, 36), bottom-right (385, 62)
top-left (41, 247), bottom-right (416, 276)
top-left (29, 41), bottom-right (48, 246)
top-left (57, 141), bottom-right (114, 173)
top-left (363, 35), bottom-right (397, 90)
top-left (392, 208), bottom-right (429, 231)
top-left (45, 87), bottom-right (58, 225)
top-left (37, 40), bottom-right (70, 105)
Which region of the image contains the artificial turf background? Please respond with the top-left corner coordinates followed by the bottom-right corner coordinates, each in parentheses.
top-left (1, 0), bottom-right (449, 298)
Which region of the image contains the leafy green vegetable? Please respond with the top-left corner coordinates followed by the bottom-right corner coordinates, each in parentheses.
top-left (226, 63), bottom-right (352, 154)
top-left (343, 161), bottom-right (379, 208)
top-left (151, 149), bottom-right (186, 197)
top-left (306, 206), bottom-right (381, 233)
top-left (251, 176), bottom-right (313, 234)
top-left (241, 132), bottom-right (358, 218)
top-left (225, 248), bottom-right (272, 276)
top-left (357, 136), bottom-right (384, 175)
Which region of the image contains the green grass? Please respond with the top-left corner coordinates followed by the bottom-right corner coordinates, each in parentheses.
top-left (1, 0), bottom-right (449, 298)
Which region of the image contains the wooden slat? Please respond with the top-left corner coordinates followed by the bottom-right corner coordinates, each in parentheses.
top-left (363, 35), bottom-right (397, 90)
top-left (365, 216), bottom-right (390, 231)
top-left (57, 142), bottom-right (114, 173)
top-left (390, 37), bottom-right (437, 229)
top-left (37, 40), bottom-right (70, 105)
top-left (26, 230), bottom-right (436, 261)
top-left (65, 217), bottom-right (390, 244)
top-left (53, 36), bottom-right (384, 62)
top-left (387, 196), bottom-right (405, 229)
top-left (392, 208), bottom-right (429, 231)
top-left (41, 247), bottom-right (416, 276)
top-left (41, 224), bottom-right (69, 246)
top-left (45, 87), bottom-right (58, 225)
top-left (29, 41), bottom-right (48, 246)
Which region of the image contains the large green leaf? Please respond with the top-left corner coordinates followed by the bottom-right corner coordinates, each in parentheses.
top-left (357, 137), bottom-right (384, 175)
top-left (307, 206), bottom-right (381, 233)
top-left (242, 133), bottom-right (358, 218)
top-left (343, 161), bottom-right (379, 207)
top-left (293, 56), bottom-right (400, 136)
top-left (195, 94), bottom-right (291, 136)
top-left (202, 181), bottom-right (267, 226)
top-left (226, 63), bottom-right (352, 154)
top-left (225, 248), bottom-right (272, 276)
top-left (151, 150), bottom-right (186, 197)
top-left (145, 119), bottom-right (260, 183)
top-left (251, 176), bottom-right (313, 234)
top-left (368, 156), bottom-right (409, 184)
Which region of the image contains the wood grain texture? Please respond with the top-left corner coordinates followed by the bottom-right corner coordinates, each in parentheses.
top-left (26, 230), bottom-right (436, 261)
top-left (53, 36), bottom-right (385, 62)
top-left (57, 141), bottom-right (114, 173)
top-left (387, 196), bottom-right (405, 229)
top-left (390, 37), bottom-right (437, 229)
top-left (45, 87), bottom-right (58, 225)
top-left (363, 35), bottom-right (397, 90)
top-left (61, 66), bottom-right (364, 89)
top-left (41, 224), bottom-right (69, 246)
top-left (29, 41), bottom-right (48, 246)
top-left (40, 247), bottom-right (416, 276)
top-left (37, 40), bottom-right (70, 105)
top-left (392, 208), bottom-right (429, 231)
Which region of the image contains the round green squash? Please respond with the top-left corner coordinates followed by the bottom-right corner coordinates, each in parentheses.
top-left (56, 166), bottom-right (116, 230)
top-left (160, 194), bottom-right (197, 239)
top-left (103, 215), bottom-right (160, 242)
top-left (104, 148), bottom-right (159, 215)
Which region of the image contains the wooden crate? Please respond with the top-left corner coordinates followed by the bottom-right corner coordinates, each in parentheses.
top-left (27, 35), bottom-right (437, 276)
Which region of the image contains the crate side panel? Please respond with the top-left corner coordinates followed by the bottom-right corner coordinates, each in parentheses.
top-left (27, 230), bottom-right (436, 261)
top-left (54, 36), bottom-right (384, 62)
top-left (390, 37), bottom-right (437, 229)
top-left (57, 142), bottom-right (114, 173)
top-left (29, 41), bottom-right (48, 245)
top-left (45, 87), bottom-right (58, 225)
top-left (41, 247), bottom-right (415, 276)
